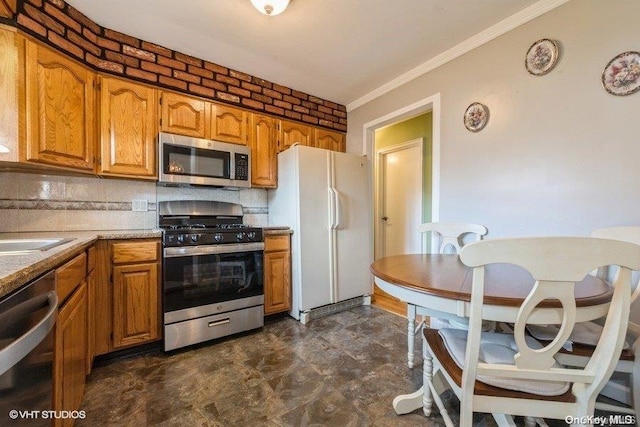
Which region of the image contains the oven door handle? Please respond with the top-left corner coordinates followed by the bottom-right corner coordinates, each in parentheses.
top-left (163, 242), bottom-right (265, 258)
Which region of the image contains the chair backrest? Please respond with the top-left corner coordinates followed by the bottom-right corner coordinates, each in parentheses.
top-left (591, 226), bottom-right (640, 303)
top-left (418, 222), bottom-right (487, 254)
top-left (458, 237), bottom-right (640, 407)
top-left (591, 226), bottom-right (640, 347)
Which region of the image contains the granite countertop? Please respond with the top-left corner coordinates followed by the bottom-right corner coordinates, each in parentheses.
top-left (263, 226), bottom-right (293, 235)
top-left (0, 229), bottom-right (162, 300)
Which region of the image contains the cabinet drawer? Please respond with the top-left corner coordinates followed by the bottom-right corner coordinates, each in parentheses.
top-left (264, 235), bottom-right (290, 252)
top-left (112, 241), bottom-right (158, 264)
top-left (56, 252), bottom-right (87, 304)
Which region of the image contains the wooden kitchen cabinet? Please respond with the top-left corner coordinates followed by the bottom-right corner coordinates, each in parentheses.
top-left (54, 253), bottom-right (88, 427)
top-left (22, 39), bottom-right (95, 171)
top-left (249, 113), bottom-right (277, 188)
top-left (55, 281), bottom-right (87, 427)
top-left (0, 26), bottom-right (19, 163)
top-left (160, 91), bottom-right (210, 138)
top-left (112, 262), bottom-right (159, 348)
top-left (98, 76), bottom-right (157, 178)
top-left (85, 245), bottom-right (96, 375)
top-left (161, 91), bottom-right (249, 146)
top-left (211, 103), bottom-right (248, 145)
top-left (278, 119), bottom-right (314, 152)
top-left (315, 128), bottom-right (345, 152)
top-left (263, 234), bottom-right (291, 315)
top-left (106, 240), bottom-right (161, 351)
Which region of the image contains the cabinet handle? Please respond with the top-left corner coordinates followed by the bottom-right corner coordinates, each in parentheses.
top-left (208, 318), bottom-right (230, 328)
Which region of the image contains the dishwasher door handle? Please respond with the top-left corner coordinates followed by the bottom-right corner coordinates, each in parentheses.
top-left (0, 291), bottom-right (58, 377)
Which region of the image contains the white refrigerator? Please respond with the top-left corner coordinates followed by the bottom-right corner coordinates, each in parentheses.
top-left (268, 145), bottom-right (372, 323)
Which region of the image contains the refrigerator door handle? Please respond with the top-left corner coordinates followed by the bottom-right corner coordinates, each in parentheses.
top-left (328, 187), bottom-right (336, 229)
top-left (333, 188), bottom-right (342, 230)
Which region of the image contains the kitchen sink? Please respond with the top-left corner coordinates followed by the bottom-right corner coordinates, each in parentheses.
top-left (0, 238), bottom-right (76, 255)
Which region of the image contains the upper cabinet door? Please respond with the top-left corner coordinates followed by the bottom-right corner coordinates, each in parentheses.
top-left (315, 129), bottom-right (345, 152)
top-left (249, 113), bottom-right (277, 188)
top-left (278, 119), bottom-right (314, 152)
top-left (23, 40), bottom-right (95, 171)
top-left (211, 104), bottom-right (248, 145)
top-left (0, 28), bottom-right (18, 163)
top-left (160, 92), bottom-right (209, 138)
top-left (98, 76), bottom-right (157, 178)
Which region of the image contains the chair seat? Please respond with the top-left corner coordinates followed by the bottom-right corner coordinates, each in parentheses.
top-left (527, 322), bottom-right (631, 351)
top-left (425, 328), bottom-right (574, 401)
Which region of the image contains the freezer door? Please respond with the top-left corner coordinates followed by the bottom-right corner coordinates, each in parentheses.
top-left (296, 147), bottom-right (333, 311)
top-left (330, 151), bottom-right (372, 301)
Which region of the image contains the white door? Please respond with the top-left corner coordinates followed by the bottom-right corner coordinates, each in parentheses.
top-left (378, 139), bottom-right (423, 257)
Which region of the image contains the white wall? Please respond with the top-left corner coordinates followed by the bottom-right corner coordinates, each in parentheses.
top-left (347, 0), bottom-right (640, 238)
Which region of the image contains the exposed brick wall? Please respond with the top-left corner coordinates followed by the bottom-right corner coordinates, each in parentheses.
top-left (14, 0), bottom-right (348, 132)
top-left (0, 0), bottom-right (16, 20)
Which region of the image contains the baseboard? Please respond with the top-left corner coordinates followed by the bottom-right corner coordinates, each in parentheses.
top-left (299, 296), bottom-right (368, 324)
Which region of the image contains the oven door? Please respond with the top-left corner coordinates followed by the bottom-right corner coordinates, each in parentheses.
top-left (163, 243), bottom-right (264, 315)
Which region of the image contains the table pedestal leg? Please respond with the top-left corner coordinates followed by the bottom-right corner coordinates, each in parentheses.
top-left (407, 304), bottom-right (417, 368)
top-left (392, 386), bottom-right (425, 415)
top-left (393, 334), bottom-right (434, 416)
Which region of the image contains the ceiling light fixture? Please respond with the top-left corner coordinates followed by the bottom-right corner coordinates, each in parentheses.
top-left (250, 0), bottom-right (289, 16)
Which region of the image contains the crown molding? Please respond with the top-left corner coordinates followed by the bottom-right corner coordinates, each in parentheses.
top-left (346, 0), bottom-right (570, 112)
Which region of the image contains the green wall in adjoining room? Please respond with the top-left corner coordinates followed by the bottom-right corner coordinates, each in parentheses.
top-left (374, 112), bottom-right (433, 223)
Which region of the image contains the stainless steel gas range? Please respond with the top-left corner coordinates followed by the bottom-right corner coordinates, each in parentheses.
top-left (159, 200), bottom-right (264, 351)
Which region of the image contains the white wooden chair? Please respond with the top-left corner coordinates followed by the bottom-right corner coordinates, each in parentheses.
top-left (422, 237), bottom-right (640, 426)
top-left (534, 226), bottom-right (640, 416)
top-left (406, 222), bottom-right (487, 368)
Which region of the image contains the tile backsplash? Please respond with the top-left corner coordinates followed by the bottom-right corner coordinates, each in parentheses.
top-left (0, 172), bottom-right (268, 232)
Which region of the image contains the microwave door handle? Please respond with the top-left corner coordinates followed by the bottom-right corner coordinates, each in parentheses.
top-left (0, 292), bottom-right (58, 377)
top-left (230, 152), bottom-right (235, 180)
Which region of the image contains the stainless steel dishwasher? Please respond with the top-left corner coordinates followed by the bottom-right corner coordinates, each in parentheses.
top-left (0, 271), bottom-right (58, 426)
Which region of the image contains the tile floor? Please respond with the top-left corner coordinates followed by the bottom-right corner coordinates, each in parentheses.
top-left (76, 306), bottom-right (624, 426)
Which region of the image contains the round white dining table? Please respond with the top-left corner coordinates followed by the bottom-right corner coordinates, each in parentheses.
top-left (370, 253), bottom-right (612, 417)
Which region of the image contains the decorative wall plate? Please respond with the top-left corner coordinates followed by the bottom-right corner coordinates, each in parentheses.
top-left (601, 51), bottom-right (640, 96)
top-left (525, 39), bottom-right (559, 76)
top-left (464, 102), bottom-right (489, 132)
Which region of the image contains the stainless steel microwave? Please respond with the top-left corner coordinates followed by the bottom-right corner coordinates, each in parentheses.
top-left (158, 132), bottom-right (251, 188)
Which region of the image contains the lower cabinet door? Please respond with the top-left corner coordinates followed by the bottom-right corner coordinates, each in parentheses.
top-left (264, 250), bottom-right (291, 315)
top-left (54, 281), bottom-right (88, 427)
top-left (112, 262), bottom-right (159, 349)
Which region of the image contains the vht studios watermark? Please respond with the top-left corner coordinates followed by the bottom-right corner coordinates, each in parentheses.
top-left (565, 415), bottom-right (636, 425)
top-left (8, 410), bottom-right (86, 420)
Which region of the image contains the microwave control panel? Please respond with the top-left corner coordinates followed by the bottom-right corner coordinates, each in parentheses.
top-left (234, 153), bottom-right (249, 181)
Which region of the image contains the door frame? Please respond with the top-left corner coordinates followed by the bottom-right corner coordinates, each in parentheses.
top-left (363, 93), bottom-right (441, 258)
top-left (375, 138), bottom-right (423, 259)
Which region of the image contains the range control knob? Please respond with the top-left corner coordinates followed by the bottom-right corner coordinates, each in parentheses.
top-left (247, 232), bottom-right (256, 241)
top-left (190, 234), bottom-right (199, 243)
top-left (236, 232), bottom-right (245, 241)
top-left (214, 233), bottom-right (223, 242)
top-left (176, 235), bottom-right (185, 244)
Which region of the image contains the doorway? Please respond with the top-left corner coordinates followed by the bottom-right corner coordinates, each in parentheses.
top-left (377, 138), bottom-right (423, 258)
top-left (364, 94), bottom-right (441, 315)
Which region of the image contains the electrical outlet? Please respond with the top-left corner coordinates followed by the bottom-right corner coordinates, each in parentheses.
top-left (131, 199), bottom-right (148, 212)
